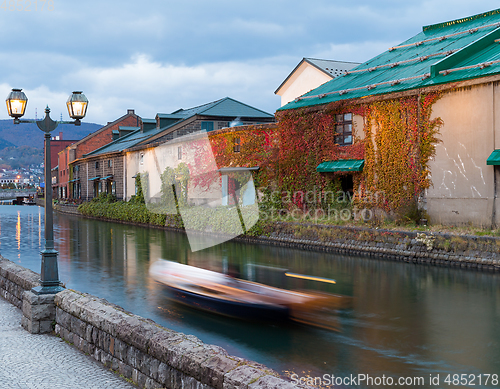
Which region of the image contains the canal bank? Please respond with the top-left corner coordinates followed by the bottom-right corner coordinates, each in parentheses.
top-left (0, 256), bottom-right (301, 389)
top-left (54, 202), bottom-right (500, 272)
top-left (3, 204), bottom-right (500, 386)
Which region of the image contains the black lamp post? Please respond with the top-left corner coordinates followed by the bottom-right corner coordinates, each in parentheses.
top-left (6, 88), bottom-right (89, 295)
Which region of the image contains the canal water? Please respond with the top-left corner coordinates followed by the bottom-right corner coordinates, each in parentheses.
top-left (1, 205), bottom-right (499, 388)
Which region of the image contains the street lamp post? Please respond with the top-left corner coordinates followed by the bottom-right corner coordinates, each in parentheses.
top-left (6, 88), bottom-right (89, 295)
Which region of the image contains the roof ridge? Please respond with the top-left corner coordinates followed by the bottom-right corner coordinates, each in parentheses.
top-left (423, 8), bottom-right (500, 31)
top-left (305, 57), bottom-right (360, 65)
top-left (177, 98), bottom-right (224, 114)
top-left (216, 97), bottom-right (274, 117)
top-left (197, 97), bottom-right (229, 114)
top-left (83, 127), bottom-right (141, 157)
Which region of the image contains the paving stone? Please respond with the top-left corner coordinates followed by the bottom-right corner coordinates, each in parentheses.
top-left (0, 296), bottom-right (136, 389)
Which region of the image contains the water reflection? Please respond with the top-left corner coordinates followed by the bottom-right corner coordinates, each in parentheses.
top-left (0, 205), bottom-right (499, 388)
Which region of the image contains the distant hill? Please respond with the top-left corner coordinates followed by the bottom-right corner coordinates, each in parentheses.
top-left (0, 138), bottom-right (15, 149)
top-left (0, 145), bottom-right (43, 169)
top-left (0, 119), bottom-right (103, 149)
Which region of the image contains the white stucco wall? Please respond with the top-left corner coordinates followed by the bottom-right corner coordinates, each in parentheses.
top-left (277, 62), bottom-right (332, 106)
top-left (125, 133), bottom-right (224, 205)
top-left (426, 82), bottom-right (499, 227)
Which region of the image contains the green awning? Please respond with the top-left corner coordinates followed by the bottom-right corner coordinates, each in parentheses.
top-left (487, 150), bottom-right (500, 165)
top-left (316, 159), bottom-right (364, 173)
top-left (100, 175), bottom-right (113, 180)
top-left (88, 176), bottom-right (100, 181)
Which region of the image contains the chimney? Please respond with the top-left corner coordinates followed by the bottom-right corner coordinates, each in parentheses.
top-left (59, 131), bottom-right (63, 140)
top-left (127, 109), bottom-right (135, 115)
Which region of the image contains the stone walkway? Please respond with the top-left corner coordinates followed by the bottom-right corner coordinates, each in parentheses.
top-left (0, 296), bottom-right (137, 389)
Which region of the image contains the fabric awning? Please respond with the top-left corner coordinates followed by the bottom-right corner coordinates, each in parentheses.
top-left (317, 159), bottom-right (364, 173)
top-left (487, 150), bottom-right (500, 165)
top-left (88, 176), bottom-right (100, 181)
top-left (218, 166), bottom-right (260, 173)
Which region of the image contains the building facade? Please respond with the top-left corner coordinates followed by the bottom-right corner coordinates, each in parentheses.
top-left (278, 8), bottom-right (500, 227)
top-left (58, 109), bottom-right (141, 200)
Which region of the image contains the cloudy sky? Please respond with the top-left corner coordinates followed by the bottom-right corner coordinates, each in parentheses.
top-left (0, 0), bottom-right (499, 125)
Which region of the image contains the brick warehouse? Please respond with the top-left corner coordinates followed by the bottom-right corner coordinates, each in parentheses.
top-left (57, 110), bottom-right (141, 200)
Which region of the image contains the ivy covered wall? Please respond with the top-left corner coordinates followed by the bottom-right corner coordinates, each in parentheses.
top-left (204, 94), bottom-right (443, 219)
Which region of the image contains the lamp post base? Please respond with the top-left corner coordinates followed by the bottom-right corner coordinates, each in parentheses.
top-left (31, 285), bottom-right (65, 295)
top-left (32, 248), bottom-right (65, 295)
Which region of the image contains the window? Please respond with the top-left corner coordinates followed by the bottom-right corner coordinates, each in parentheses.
top-left (108, 160), bottom-right (112, 168)
top-left (178, 146), bottom-right (182, 160)
top-left (233, 137), bottom-right (241, 153)
top-left (335, 113), bottom-right (353, 146)
top-left (201, 121), bottom-right (214, 132)
top-left (95, 161), bottom-right (99, 169)
top-left (218, 121), bottom-right (230, 130)
top-left (140, 153), bottom-right (144, 165)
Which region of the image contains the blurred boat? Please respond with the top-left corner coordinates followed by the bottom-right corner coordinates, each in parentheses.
top-left (150, 260), bottom-right (352, 330)
top-left (23, 196), bottom-right (36, 205)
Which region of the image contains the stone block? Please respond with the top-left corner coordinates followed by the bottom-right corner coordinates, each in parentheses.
top-left (168, 339), bottom-right (204, 373)
top-left (92, 326), bottom-right (100, 345)
top-left (110, 356), bottom-right (121, 372)
top-left (181, 344), bottom-right (239, 388)
top-left (86, 342), bottom-right (96, 357)
top-left (223, 365), bottom-right (270, 389)
top-left (93, 347), bottom-right (102, 363)
top-left (144, 377), bottom-right (161, 389)
top-left (138, 352), bottom-right (152, 377)
top-left (22, 290), bottom-right (57, 334)
top-left (126, 345), bottom-right (141, 369)
top-left (118, 360), bottom-right (133, 380)
top-left (70, 315), bottom-right (87, 338)
top-left (181, 375), bottom-right (211, 389)
top-left (248, 375), bottom-right (296, 389)
top-left (39, 320), bottom-right (53, 333)
top-left (85, 323), bottom-right (94, 343)
top-left (26, 301), bottom-right (55, 321)
top-left (22, 316), bottom-right (40, 334)
top-left (157, 362), bottom-right (174, 386)
top-left (100, 350), bottom-right (113, 367)
top-left (148, 328), bottom-right (185, 361)
top-left (100, 330), bottom-right (110, 351)
top-left (115, 315), bottom-right (161, 353)
top-left (113, 338), bottom-right (129, 362)
top-left (149, 357), bottom-right (161, 381)
top-left (56, 308), bottom-right (72, 330)
top-left (159, 365), bottom-right (187, 389)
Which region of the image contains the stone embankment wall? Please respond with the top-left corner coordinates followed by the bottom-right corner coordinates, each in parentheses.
top-left (0, 258), bottom-right (299, 389)
top-left (62, 206), bottom-right (500, 270)
top-left (36, 200), bottom-right (80, 216)
top-left (53, 203), bottom-right (80, 215)
top-left (246, 222), bottom-right (500, 271)
top-left (0, 255), bottom-right (40, 308)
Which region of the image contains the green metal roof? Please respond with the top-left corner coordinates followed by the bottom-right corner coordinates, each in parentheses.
top-left (280, 9), bottom-right (500, 111)
top-left (316, 159), bottom-right (364, 172)
top-left (487, 149), bottom-right (500, 165)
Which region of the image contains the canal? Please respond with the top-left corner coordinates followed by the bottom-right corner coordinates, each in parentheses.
top-left (1, 205), bottom-right (499, 388)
